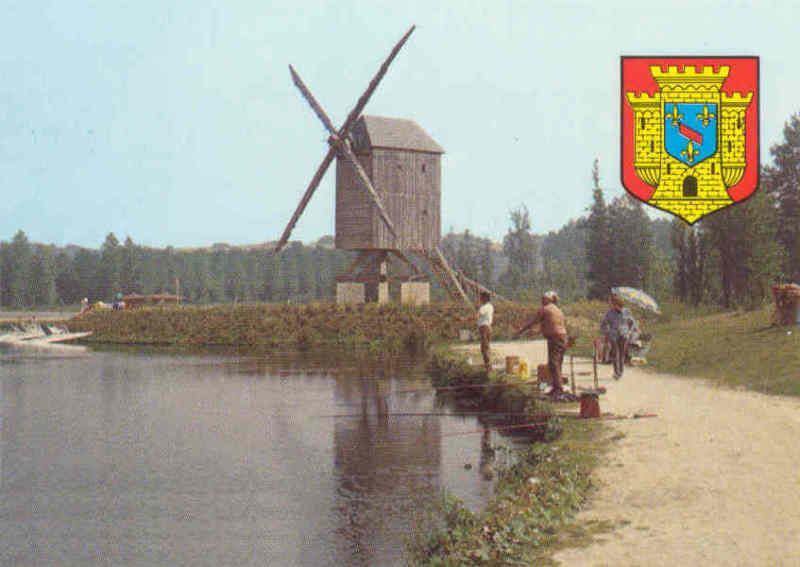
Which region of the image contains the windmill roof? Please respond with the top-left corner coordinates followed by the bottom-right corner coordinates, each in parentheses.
top-left (359, 115), bottom-right (444, 154)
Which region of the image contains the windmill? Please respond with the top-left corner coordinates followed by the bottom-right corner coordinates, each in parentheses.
top-left (275, 25), bottom-right (501, 307)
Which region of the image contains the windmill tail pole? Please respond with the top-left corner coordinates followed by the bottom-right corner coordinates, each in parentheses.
top-left (434, 247), bottom-right (475, 309)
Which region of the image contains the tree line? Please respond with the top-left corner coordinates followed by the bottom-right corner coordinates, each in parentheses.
top-left (0, 234), bottom-right (355, 308)
top-left (3, 111), bottom-right (799, 310)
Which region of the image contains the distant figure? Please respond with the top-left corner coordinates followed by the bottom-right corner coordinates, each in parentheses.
top-left (476, 291), bottom-right (494, 371)
top-left (513, 291), bottom-right (568, 396)
top-left (80, 297), bottom-right (89, 313)
top-left (600, 294), bottom-right (633, 379)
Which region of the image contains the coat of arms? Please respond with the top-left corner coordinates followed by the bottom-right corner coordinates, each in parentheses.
top-left (621, 57), bottom-right (759, 224)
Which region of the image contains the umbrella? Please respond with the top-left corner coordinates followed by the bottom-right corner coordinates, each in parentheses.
top-left (611, 286), bottom-right (661, 314)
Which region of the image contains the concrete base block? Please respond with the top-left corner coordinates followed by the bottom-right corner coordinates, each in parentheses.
top-left (366, 282), bottom-right (390, 304)
top-left (400, 282), bottom-right (430, 306)
top-left (337, 282), bottom-right (365, 305)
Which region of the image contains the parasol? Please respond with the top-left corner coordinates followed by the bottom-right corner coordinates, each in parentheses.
top-left (611, 286), bottom-right (661, 314)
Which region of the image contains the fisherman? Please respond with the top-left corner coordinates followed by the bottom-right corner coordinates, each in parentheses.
top-left (513, 291), bottom-right (568, 396)
top-left (600, 294), bottom-right (633, 379)
top-left (476, 291), bottom-right (494, 371)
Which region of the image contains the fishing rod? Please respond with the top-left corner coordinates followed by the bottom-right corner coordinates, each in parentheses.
top-left (392, 380), bottom-right (541, 395)
top-left (316, 411), bottom-right (540, 418)
top-left (440, 421), bottom-right (550, 437)
top-left (438, 412), bottom-right (659, 437)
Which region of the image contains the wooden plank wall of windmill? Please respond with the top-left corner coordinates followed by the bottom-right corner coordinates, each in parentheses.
top-left (335, 153), bottom-right (374, 250)
top-left (335, 149), bottom-right (441, 251)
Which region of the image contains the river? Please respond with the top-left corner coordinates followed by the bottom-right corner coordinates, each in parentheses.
top-left (0, 343), bottom-right (505, 566)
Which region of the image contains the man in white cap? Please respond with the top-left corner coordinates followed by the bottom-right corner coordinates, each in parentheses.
top-left (513, 291), bottom-right (568, 395)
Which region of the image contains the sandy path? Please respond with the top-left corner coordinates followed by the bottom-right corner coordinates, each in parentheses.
top-left (482, 340), bottom-right (800, 567)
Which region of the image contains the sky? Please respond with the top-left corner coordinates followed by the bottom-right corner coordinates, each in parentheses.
top-left (1, 0), bottom-right (799, 249)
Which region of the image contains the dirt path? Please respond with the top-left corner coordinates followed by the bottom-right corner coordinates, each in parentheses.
top-left (484, 340), bottom-right (800, 567)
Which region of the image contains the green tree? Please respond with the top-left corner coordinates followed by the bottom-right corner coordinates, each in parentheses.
top-left (478, 238), bottom-right (494, 291)
top-left (121, 236), bottom-right (143, 294)
top-left (456, 230), bottom-right (480, 280)
top-left (54, 250), bottom-right (81, 304)
top-left (702, 188), bottom-right (783, 308)
top-left (499, 205), bottom-right (537, 299)
top-left (669, 220), bottom-right (706, 306)
top-left (97, 233), bottom-right (123, 300)
top-left (585, 160), bottom-right (612, 298)
top-left (28, 245), bottom-right (58, 306)
top-left (607, 195), bottom-right (654, 289)
top-left (540, 218), bottom-right (588, 301)
top-left (762, 112), bottom-right (800, 281)
top-left (73, 248), bottom-right (101, 302)
top-left (8, 230), bottom-right (33, 307)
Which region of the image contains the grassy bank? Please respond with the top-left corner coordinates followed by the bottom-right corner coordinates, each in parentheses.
top-left (645, 306), bottom-right (800, 396)
top-left (411, 349), bottom-right (612, 565)
top-left (410, 421), bottom-right (613, 566)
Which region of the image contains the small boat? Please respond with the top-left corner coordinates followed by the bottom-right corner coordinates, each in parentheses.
top-left (20, 331), bottom-right (93, 344)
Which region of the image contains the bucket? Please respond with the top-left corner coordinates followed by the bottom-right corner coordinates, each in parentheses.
top-left (537, 364), bottom-right (550, 383)
top-left (518, 359), bottom-right (529, 379)
top-left (579, 393), bottom-right (600, 419)
top-left (505, 356), bottom-right (520, 375)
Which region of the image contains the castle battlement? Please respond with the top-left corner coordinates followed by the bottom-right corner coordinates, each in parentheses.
top-left (625, 92), bottom-right (661, 106)
top-left (721, 92), bottom-right (754, 106)
top-left (651, 65), bottom-right (730, 90)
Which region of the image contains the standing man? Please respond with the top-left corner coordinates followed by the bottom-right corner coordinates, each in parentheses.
top-left (513, 291), bottom-right (568, 396)
top-left (600, 294), bottom-right (632, 379)
top-left (477, 291), bottom-right (494, 371)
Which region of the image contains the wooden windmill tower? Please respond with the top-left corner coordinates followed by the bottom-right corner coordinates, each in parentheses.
top-left (274, 26), bottom-right (498, 306)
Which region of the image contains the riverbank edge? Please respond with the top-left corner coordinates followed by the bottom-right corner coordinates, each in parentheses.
top-left (409, 347), bottom-right (613, 566)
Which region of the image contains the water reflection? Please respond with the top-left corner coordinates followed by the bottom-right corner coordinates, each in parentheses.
top-left (0, 346), bottom-right (498, 566)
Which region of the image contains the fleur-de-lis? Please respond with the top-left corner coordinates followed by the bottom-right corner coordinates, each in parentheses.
top-left (696, 104), bottom-right (715, 127)
top-left (665, 104), bottom-right (684, 127)
top-left (681, 140), bottom-right (700, 164)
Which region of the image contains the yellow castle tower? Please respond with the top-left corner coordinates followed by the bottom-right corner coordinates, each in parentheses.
top-left (626, 65), bottom-right (753, 223)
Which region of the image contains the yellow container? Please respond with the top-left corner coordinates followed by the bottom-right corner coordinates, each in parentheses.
top-left (518, 360), bottom-right (529, 379)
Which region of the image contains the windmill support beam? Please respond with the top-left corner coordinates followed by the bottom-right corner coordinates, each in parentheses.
top-left (336, 250), bottom-right (389, 304)
top-left (389, 249), bottom-right (426, 281)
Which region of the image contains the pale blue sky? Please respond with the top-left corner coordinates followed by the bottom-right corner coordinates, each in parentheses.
top-left (1, 0), bottom-right (797, 248)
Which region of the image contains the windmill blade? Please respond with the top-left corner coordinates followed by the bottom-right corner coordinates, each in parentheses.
top-left (340, 25), bottom-right (415, 134)
top-left (289, 65), bottom-right (338, 136)
top-left (288, 64), bottom-right (397, 239)
top-left (339, 139), bottom-right (397, 237)
top-left (274, 146), bottom-right (336, 253)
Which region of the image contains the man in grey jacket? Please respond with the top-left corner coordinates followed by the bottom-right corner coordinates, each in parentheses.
top-left (600, 294), bottom-right (633, 379)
